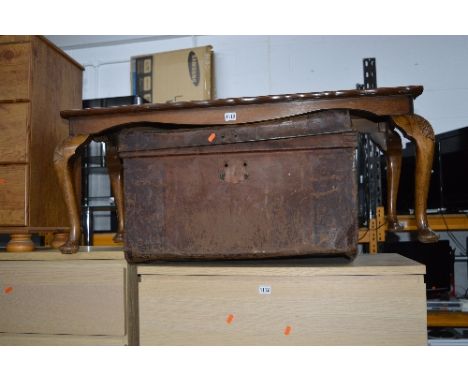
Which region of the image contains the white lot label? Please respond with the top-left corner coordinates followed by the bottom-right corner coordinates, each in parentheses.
top-left (258, 285), bottom-right (272, 295)
top-left (224, 112), bottom-right (237, 121)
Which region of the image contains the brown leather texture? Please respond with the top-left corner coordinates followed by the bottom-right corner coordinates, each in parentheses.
top-left (120, 112), bottom-right (358, 262)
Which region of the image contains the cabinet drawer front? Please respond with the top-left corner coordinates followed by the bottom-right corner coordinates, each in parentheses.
top-left (0, 164), bottom-right (27, 226)
top-left (0, 333), bottom-right (127, 346)
top-left (0, 261), bottom-right (126, 336)
top-left (139, 274), bottom-right (427, 345)
top-left (0, 43), bottom-right (31, 101)
top-left (0, 103), bottom-right (29, 163)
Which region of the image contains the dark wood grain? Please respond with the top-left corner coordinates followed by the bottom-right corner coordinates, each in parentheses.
top-left (69, 96), bottom-right (413, 136)
top-left (62, 85), bottom-right (423, 118)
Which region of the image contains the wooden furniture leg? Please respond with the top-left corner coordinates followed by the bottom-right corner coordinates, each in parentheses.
top-left (6, 234), bottom-right (35, 252)
top-left (53, 135), bottom-right (89, 254)
top-left (391, 114), bottom-right (439, 243)
top-left (51, 233), bottom-right (69, 249)
top-left (383, 129), bottom-right (404, 232)
top-left (105, 142), bottom-right (125, 243)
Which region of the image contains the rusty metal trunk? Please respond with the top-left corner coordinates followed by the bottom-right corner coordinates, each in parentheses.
top-left (118, 110), bottom-right (358, 262)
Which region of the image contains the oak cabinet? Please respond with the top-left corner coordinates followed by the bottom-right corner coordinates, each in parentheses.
top-left (0, 35), bottom-right (83, 250)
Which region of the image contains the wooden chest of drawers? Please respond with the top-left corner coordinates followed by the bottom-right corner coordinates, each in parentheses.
top-left (0, 36), bottom-right (83, 251)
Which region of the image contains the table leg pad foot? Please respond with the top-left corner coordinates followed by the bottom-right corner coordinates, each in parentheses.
top-left (59, 240), bottom-right (80, 254)
top-left (418, 228), bottom-right (439, 243)
top-left (387, 219), bottom-right (404, 232)
top-left (113, 232), bottom-right (124, 243)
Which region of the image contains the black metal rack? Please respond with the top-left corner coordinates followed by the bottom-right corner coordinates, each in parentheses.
top-left (356, 58), bottom-right (383, 229)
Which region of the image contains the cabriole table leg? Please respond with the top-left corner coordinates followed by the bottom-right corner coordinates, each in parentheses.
top-left (383, 128), bottom-right (404, 232)
top-left (53, 135), bottom-right (90, 254)
top-left (391, 114), bottom-right (439, 243)
top-left (51, 232), bottom-right (69, 249)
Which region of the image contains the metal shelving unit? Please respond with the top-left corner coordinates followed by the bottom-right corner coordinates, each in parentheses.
top-left (356, 58), bottom-right (384, 253)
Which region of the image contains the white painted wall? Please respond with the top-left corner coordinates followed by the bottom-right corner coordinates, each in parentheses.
top-left (55, 35), bottom-right (468, 135)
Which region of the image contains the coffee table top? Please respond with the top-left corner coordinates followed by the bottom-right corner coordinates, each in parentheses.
top-left (61, 85), bottom-right (423, 118)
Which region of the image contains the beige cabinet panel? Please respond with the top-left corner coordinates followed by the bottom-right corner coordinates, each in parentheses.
top-left (0, 260), bottom-right (126, 336)
top-left (138, 254), bottom-right (427, 345)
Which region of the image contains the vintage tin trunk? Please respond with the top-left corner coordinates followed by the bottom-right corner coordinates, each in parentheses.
top-left (118, 110), bottom-right (358, 262)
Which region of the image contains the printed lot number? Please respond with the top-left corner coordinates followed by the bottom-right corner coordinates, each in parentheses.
top-left (258, 285), bottom-right (272, 295)
top-left (224, 112), bottom-right (237, 121)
